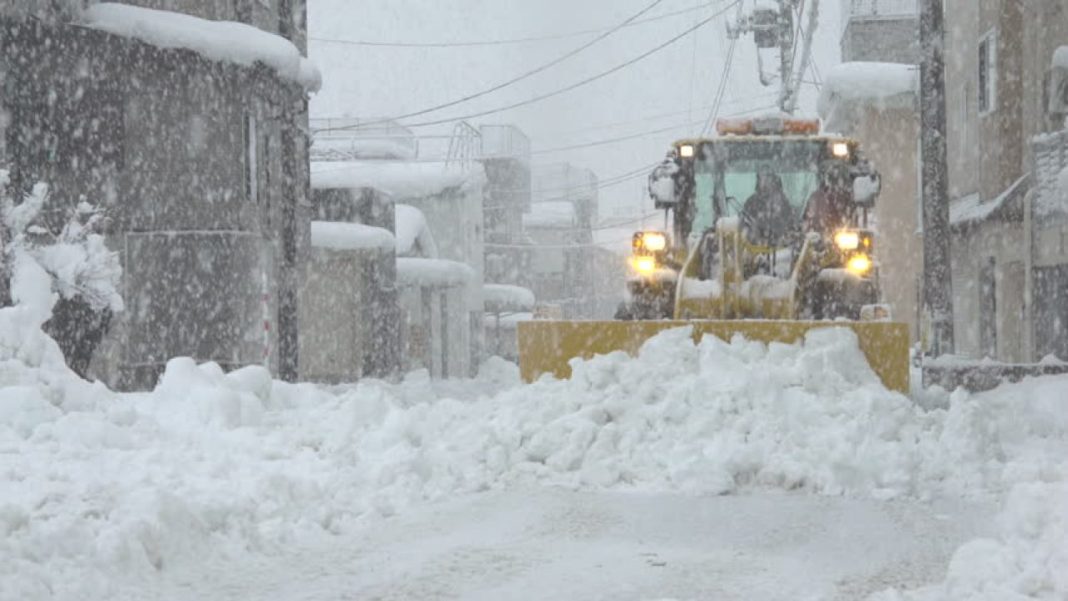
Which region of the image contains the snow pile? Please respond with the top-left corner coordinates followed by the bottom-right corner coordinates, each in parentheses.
top-left (394, 203), bottom-right (439, 258)
top-left (309, 220), bottom-right (395, 251)
top-left (81, 3), bottom-right (321, 92)
top-left (2, 324), bottom-right (1066, 598)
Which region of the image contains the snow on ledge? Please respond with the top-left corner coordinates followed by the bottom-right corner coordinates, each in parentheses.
top-left (397, 258), bottom-right (475, 288)
top-left (818, 62), bottom-right (918, 126)
top-left (483, 284), bottom-right (536, 312)
top-left (395, 204), bottom-right (439, 258)
top-left (311, 161), bottom-right (478, 201)
top-left (80, 3), bottom-right (322, 92)
top-left (310, 221), bottom-right (394, 252)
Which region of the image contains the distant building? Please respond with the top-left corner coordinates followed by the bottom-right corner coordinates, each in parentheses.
top-left (520, 163), bottom-right (623, 319)
top-left (840, 0), bottom-right (920, 64)
top-left (309, 129), bottom-right (487, 378)
top-left (819, 62), bottom-right (922, 343)
top-left (0, 1), bottom-right (318, 388)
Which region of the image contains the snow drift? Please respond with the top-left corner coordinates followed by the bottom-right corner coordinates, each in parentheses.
top-left (1, 321), bottom-right (1065, 599)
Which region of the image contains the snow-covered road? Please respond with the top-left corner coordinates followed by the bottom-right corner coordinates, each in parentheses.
top-left (113, 489), bottom-right (994, 601)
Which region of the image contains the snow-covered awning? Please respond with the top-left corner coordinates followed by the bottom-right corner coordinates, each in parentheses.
top-left (311, 160), bottom-right (480, 201)
top-left (310, 221), bottom-right (394, 251)
top-left (397, 258), bottom-right (475, 288)
top-left (483, 284), bottom-right (535, 313)
top-left (949, 174), bottom-right (1030, 228)
top-left (394, 204), bottom-right (439, 258)
top-left (80, 3), bottom-right (321, 92)
top-left (818, 62), bottom-right (918, 132)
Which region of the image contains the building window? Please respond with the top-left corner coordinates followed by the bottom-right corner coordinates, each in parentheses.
top-left (245, 114), bottom-right (258, 203)
top-left (978, 29), bottom-right (997, 115)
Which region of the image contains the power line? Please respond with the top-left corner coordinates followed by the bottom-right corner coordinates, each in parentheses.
top-left (308, 0), bottom-right (729, 48)
top-left (397, 0), bottom-right (743, 129)
top-left (700, 35), bottom-right (738, 137)
top-left (540, 91), bottom-right (781, 137)
top-left (322, 0), bottom-right (666, 131)
top-left (530, 102), bottom-right (779, 155)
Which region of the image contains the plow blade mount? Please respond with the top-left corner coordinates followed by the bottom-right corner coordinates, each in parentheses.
top-left (517, 320), bottom-right (910, 394)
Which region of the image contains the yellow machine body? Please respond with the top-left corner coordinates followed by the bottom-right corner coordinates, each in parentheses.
top-left (517, 320), bottom-right (910, 394)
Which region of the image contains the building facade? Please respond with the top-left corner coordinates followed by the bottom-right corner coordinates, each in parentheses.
top-left (1, 1), bottom-right (316, 388)
top-left (942, 0), bottom-right (1068, 362)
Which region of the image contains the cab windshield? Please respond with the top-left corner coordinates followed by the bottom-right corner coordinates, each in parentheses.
top-left (692, 139), bottom-right (826, 234)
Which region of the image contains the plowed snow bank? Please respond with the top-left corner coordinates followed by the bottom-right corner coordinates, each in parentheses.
top-left (1, 317), bottom-right (1065, 600)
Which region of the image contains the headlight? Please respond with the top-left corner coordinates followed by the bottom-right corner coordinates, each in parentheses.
top-left (834, 230), bottom-right (860, 251)
top-left (632, 256), bottom-right (657, 276)
top-left (847, 254), bottom-right (873, 276)
top-left (679, 144), bottom-right (695, 158)
top-left (641, 232), bottom-right (667, 252)
top-left (831, 142), bottom-right (850, 158)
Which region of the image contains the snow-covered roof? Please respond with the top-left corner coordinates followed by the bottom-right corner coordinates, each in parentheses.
top-left (310, 221), bottom-right (394, 252)
top-left (524, 201), bottom-right (576, 229)
top-left (311, 160), bottom-right (479, 201)
top-left (80, 3), bottom-right (321, 92)
top-left (396, 258), bottom-right (475, 288)
top-left (483, 284), bottom-right (536, 313)
top-left (818, 62), bottom-right (918, 130)
top-left (394, 204), bottom-right (439, 258)
top-left (949, 175), bottom-right (1029, 227)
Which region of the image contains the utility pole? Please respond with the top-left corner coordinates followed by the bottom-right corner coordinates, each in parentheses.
top-left (919, 0), bottom-right (955, 355)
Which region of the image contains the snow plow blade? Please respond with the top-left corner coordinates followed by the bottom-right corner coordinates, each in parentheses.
top-left (517, 320), bottom-right (910, 394)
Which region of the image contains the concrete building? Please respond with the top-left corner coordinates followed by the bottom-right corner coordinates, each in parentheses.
top-left (1, 1), bottom-right (317, 388)
top-left (840, 0), bottom-right (921, 64)
top-left (940, 0), bottom-right (1068, 362)
top-left (820, 62), bottom-right (922, 342)
top-left (520, 163), bottom-right (624, 319)
top-left (309, 119), bottom-right (487, 378)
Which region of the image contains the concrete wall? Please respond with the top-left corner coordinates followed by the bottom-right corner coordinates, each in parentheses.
top-left (299, 247), bottom-right (376, 383)
top-left (851, 105), bottom-right (923, 341)
top-left (949, 219), bottom-right (1030, 362)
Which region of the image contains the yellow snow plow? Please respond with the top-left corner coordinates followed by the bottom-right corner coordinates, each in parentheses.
top-left (517, 117), bottom-right (911, 394)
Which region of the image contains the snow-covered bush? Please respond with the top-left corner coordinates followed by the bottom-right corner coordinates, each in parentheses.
top-left (1, 172), bottom-right (123, 321)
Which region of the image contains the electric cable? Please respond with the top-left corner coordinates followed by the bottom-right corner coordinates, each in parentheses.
top-left (309, 0), bottom-right (729, 48)
top-left (320, 0), bottom-right (742, 132)
top-left (328, 0), bottom-right (667, 129)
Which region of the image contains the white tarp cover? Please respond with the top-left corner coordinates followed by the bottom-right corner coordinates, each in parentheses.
top-left (310, 221), bottom-right (394, 251)
top-left (81, 3), bottom-right (322, 92)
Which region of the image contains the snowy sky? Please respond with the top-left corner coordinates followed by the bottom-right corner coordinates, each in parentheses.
top-left (308, 0), bottom-right (842, 221)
